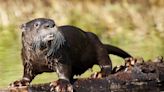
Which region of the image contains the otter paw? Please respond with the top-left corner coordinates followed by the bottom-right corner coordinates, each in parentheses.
top-left (8, 86), bottom-right (28, 92)
top-left (50, 79), bottom-right (73, 92)
top-left (90, 72), bottom-right (103, 78)
top-left (9, 79), bottom-right (30, 87)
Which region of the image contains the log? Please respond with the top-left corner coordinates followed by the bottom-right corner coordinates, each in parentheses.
top-left (3, 56), bottom-right (164, 92)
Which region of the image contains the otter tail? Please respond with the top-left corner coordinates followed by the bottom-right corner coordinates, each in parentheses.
top-left (104, 44), bottom-right (132, 58)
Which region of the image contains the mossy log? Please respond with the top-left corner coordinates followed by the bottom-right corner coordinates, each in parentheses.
top-left (2, 56), bottom-right (164, 92)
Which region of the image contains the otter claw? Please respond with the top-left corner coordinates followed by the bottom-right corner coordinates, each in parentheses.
top-left (50, 80), bottom-right (73, 92)
top-left (90, 72), bottom-right (103, 78)
top-left (9, 80), bottom-right (30, 87)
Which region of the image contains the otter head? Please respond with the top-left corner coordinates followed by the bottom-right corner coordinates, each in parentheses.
top-left (21, 18), bottom-right (65, 55)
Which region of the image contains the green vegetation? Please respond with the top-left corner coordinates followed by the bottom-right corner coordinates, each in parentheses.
top-left (0, 0), bottom-right (164, 87)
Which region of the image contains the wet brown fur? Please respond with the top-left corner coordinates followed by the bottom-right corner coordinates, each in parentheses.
top-left (12, 18), bottom-right (132, 86)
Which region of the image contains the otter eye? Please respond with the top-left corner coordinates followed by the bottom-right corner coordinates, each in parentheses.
top-left (34, 22), bottom-right (40, 28)
top-left (44, 23), bottom-right (54, 28)
top-left (46, 25), bottom-right (50, 28)
top-left (52, 24), bottom-right (55, 27)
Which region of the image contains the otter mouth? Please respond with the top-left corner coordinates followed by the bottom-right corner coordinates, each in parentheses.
top-left (32, 28), bottom-right (56, 51)
top-left (43, 34), bottom-right (55, 42)
top-left (32, 27), bottom-right (65, 55)
top-left (32, 34), bottom-right (55, 51)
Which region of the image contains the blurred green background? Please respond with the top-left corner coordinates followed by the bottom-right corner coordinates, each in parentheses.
top-left (0, 0), bottom-right (164, 88)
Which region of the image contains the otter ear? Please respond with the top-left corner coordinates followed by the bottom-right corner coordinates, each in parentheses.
top-left (20, 23), bottom-right (26, 32)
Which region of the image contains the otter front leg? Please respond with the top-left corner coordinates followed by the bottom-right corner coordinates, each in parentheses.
top-left (92, 47), bottom-right (112, 78)
top-left (10, 61), bottom-right (36, 87)
top-left (91, 61), bottom-right (112, 78)
top-left (50, 61), bottom-right (73, 92)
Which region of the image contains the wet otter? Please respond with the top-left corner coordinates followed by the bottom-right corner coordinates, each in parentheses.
top-left (10, 18), bottom-right (131, 91)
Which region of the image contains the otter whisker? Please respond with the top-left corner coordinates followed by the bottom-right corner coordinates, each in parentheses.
top-left (31, 27), bottom-right (65, 56)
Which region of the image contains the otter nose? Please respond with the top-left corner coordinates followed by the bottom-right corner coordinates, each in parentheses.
top-left (43, 23), bottom-right (55, 28)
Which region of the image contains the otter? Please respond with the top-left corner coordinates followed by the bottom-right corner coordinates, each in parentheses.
top-left (10, 18), bottom-right (131, 91)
